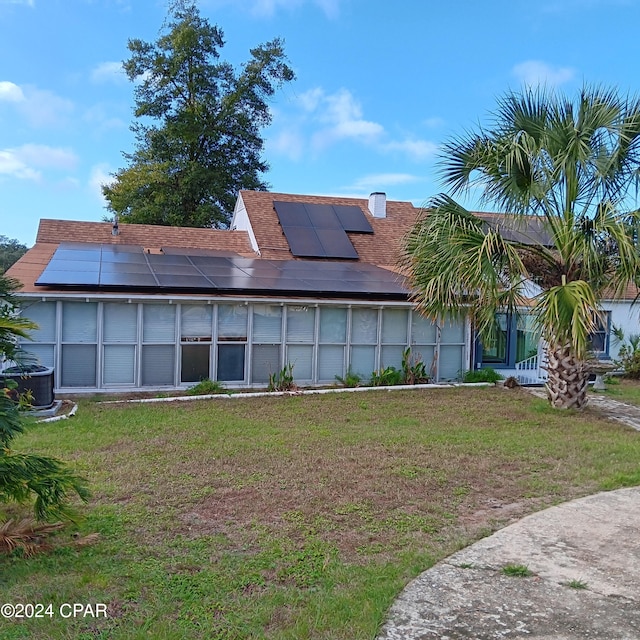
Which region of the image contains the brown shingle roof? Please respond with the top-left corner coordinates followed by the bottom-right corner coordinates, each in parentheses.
top-left (36, 219), bottom-right (254, 253)
top-left (238, 190), bottom-right (419, 269)
top-left (7, 219), bottom-right (254, 294)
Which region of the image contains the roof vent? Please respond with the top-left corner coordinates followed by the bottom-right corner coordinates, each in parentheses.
top-left (368, 192), bottom-right (386, 218)
top-left (111, 215), bottom-right (119, 236)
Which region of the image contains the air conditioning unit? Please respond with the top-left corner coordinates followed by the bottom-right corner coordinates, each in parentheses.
top-left (1, 365), bottom-right (55, 409)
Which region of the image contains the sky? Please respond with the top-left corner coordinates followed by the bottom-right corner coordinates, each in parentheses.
top-left (1, 0), bottom-right (640, 247)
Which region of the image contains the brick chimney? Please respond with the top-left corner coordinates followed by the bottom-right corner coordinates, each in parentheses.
top-left (368, 192), bottom-right (386, 218)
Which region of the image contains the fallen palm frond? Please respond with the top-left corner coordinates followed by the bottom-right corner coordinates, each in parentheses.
top-left (0, 518), bottom-right (65, 556)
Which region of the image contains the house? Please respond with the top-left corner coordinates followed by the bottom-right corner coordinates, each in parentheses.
top-left (6, 190), bottom-right (637, 393)
top-left (5, 190), bottom-right (470, 393)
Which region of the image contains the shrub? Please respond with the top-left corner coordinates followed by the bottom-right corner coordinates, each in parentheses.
top-left (268, 363), bottom-right (297, 392)
top-left (612, 326), bottom-right (640, 378)
top-left (335, 368), bottom-right (362, 388)
top-left (186, 378), bottom-right (226, 395)
top-left (402, 347), bottom-right (430, 384)
top-left (462, 368), bottom-right (504, 383)
top-left (370, 366), bottom-right (403, 386)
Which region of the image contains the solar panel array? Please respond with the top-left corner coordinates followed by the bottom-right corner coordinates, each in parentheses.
top-left (35, 243), bottom-right (408, 299)
top-left (273, 201), bottom-right (373, 259)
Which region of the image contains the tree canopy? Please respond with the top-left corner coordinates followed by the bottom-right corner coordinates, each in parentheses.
top-left (102, 0), bottom-right (295, 229)
top-left (0, 236), bottom-right (27, 274)
top-left (402, 86), bottom-right (640, 408)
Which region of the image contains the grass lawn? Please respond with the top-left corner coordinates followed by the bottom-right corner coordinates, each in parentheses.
top-left (2, 385), bottom-right (640, 639)
top-left (595, 377), bottom-right (640, 405)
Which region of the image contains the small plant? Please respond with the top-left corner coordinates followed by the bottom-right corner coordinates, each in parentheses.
top-left (612, 326), bottom-right (640, 378)
top-left (186, 378), bottom-right (226, 396)
top-left (402, 348), bottom-right (430, 385)
top-left (463, 368), bottom-right (504, 383)
top-left (370, 366), bottom-right (403, 387)
top-left (268, 363), bottom-right (297, 392)
top-left (335, 368), bottom-right (362, 388)
top-left (567, 578), bottom-right (588, 589)
top-left (501, 564), bottom-right (533, 577)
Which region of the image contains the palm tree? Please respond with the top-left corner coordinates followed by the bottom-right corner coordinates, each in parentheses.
top-left (402, 86), bottom-right (640, 409)
top-left (0, 274), bottom-right (88, 527)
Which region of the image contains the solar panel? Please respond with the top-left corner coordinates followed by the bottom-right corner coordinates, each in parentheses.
top-left (333, 205), bottom-right (374, 233)
top-left (35, 243), bottom-right (408, 299)
top-left (314, 228), bottom-right (359, 259)
top-left (274, 201), bottom-right (371, 259)
top-left (280, 226), bottom-right (325, 258)
top-left (304, 204), bottom-right (343, 229)
top-left (273, 201), bottom-right (312, 227)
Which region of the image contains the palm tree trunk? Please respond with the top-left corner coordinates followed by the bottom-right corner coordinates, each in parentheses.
top-left (544, 343), bottom-right (591, 409)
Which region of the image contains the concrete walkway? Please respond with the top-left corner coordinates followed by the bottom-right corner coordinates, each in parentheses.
top-left (377, 395), bottom-right (640, 639)
top-left (377, 487), bottom-right (640, 639)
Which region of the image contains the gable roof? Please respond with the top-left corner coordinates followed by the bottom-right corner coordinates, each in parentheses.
top-left (8, 219), bottom-right (255, 295)
top-left (7, 193), bottom-right (415, 299)
top-left (236, 190), bottom-right (419, 269)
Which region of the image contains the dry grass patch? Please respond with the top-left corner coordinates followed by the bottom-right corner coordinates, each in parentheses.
top-left (2, 385), bottom-right (639, 639)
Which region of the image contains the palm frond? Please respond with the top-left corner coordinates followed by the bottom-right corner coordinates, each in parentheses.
top-left (533, 279), bottom-right (601, 359)
top-left (401, 195), bottom-right (527, 340)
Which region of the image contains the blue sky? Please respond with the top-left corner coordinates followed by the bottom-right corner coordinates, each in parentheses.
top-left (1, 0), bottom-right (639, 247)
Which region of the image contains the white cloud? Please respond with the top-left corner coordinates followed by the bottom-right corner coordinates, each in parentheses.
top-left (348, 173), bottom-right (421, 191)
top-left (90, 61), bottom-right (126, 84)
top-left (0, 81), bottom-right (25, 102)
top-left (17, 144), bottom-right (78, 170)
top-left (270, 86), bottom-right (437, 163)
top-left (306, 88), bottom-right (384, 150)
top-left (512, 60), bottom-right (575, 88)
top-left (89, 163), bottom-right (113, 203)
top-left (267, 128), bottom-right (305, 161)
top-left (0, 150), bottom-right (39, 180)
top-left (0, 82), bottom-right (74, 127)
top-left (382, 139), bottom-right (438, 160)
top-left (215, 0), bottom-right (341, 18)
top-left (0, 144), bottom-right (78, 181)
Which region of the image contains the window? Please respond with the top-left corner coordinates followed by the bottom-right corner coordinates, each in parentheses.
top-left (141, 305), bottom-right (175, 386)
top-left (286, 306), bottom-right (315, 382)
top-left (217, 305), bottom-right (247, 382)
top-left (61, 302), bottom-right (97, 387)
top-left (252, 305), bottom-right (282, 383)
top-left (318, 307), bottom-right (346, 381)
top-left (410, 312), bottom-right (437, 379)
top-left (20, 301), bottom-right (56, 368)
top-left (181, 305), bottom-right (213, 383)
top-left (350, 308), bottom-right (378, 379)
top-left (589, 312), bottom-right (610, 356)
top-left (481, 313), bottom-right (508, 364)
top-left (380, 308), bottom-right (408, 370)
top-left (103, 303), bottom-right (137, 385)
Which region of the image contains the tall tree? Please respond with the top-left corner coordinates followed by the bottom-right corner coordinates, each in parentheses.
top-left (0, 236), bottom-right (27, 274)
top-left (103, 0), bottom-right (294, 228)
top-left (402, 86), bottom-right (640, 409)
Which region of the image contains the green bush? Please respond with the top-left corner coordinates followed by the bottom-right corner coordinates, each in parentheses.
top-left (186, 378), bottom-right (226, 395)
top-left (613, 327), bottom-right (640, 378)
top-left (402, 347), bottom-right (430, 384)
top-left (462, 368), bottom-right (504, 383)
top-left (335, 368), bottom-right (362, 388)
top-left (268, 363), bottom-right (297, 392)
top-left (370, 366), bottom-right (404, 386)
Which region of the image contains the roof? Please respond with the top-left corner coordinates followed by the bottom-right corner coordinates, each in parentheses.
top-left (7, 193), bottom-right (414, 299)
top-left (8, 219), bottom-right (255, 295)
top-left (237, 190), bottom-right (418, 269)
